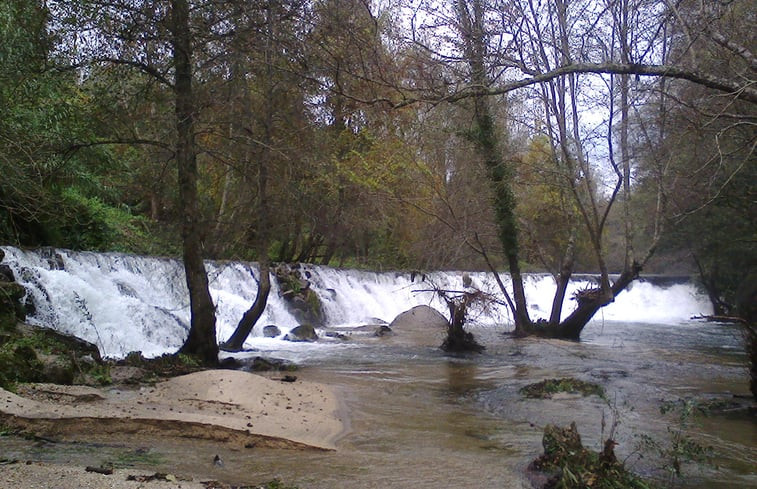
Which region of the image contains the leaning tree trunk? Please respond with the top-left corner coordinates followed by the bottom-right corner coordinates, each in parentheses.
top-left (172, 0), bottom-right (218, 365)
top-left (222, 257), bottom-right (271, 351)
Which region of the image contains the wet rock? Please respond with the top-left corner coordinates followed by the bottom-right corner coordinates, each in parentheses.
top-left (389, 305), bottom-right (447, 329)
top-left (0, 281), bottom-right (26, 327)
top-left (230, 356), bottom-right (298, 372)
top-left (0, 264), bottom-right (14, 283)
top-left (284, 324), bottom-right (318, 342)
top-left (324, 331), bottom-right (349, 340)
top-left (275, 264), bottom-right (326, 327)
top-left (374, 325), bottom-right (393, 337)
top-left (262, 325), bottom-right (281, 338)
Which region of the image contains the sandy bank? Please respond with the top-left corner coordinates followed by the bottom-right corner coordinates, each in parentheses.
top-left (0, 369), bottom-right (344, 451)
top-left (0, 462), bottom-right (209, 489)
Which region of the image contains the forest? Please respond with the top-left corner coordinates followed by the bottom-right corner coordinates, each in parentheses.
top-left (1, 1), bottom-right (754, 361)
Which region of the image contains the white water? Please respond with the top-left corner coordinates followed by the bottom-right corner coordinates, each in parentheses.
top-left (1, 246), bottom-right (712, 359)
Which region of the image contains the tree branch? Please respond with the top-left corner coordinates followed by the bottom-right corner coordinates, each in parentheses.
top-left (379, 63), bottom-right (757, 108)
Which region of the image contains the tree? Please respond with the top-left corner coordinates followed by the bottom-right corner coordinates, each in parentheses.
top-left (170, 0), bottom-right (218, 363)
top-left (374, 0), bottom-right (755, 338)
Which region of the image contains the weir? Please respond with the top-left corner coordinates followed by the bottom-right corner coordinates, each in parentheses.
top-left (1, 246), bottom-right (712, 359)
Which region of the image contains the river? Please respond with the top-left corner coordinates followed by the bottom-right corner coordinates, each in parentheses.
top-left (0, 247), bottom-right (754, 487)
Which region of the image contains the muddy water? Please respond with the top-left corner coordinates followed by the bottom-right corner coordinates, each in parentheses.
top-left (1, 320), bottom-right (755, 488)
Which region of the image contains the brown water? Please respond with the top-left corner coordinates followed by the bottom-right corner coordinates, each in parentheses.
top-left (1, 320), bottom-right (755, 488)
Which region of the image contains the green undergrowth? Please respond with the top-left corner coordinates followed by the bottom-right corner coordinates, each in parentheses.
top-left (0, 327), bottom-right (111, 391)
top-left (530, 422), bottom-right (653, 489)
top-left (521, 377), bottom-right (606, 400)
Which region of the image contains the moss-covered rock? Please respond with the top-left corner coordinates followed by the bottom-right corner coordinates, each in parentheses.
top-left (284, 324), bottom-right (318, 342)
top-left (0, 323), bottom-right (109, 390)
top-left (275, 265), bottom-right (325, 327)
top-left (0, 281), bottom-right (26, 331)
top-left (0, 344), bottom-right (45, 390)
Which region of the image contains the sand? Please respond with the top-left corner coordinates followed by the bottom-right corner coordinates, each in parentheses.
top-left (0, 369), bottom-right (344, 451)
top-left (0, 462), bottom-right (209, 489)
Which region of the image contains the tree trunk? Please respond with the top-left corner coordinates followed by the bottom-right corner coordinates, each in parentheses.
top-left (548, 263), bottom-right (642, 339)
top-left (171, 0), bottom-right (218, 365)
top-left (222, 258), bottom-right (271, 351)
top-left (441, 291), bottom-right (484, 353)
top-left (456, 0), bottom-right (532, 333)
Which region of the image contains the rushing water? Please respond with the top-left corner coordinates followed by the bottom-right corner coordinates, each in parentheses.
top-left (1, 247), bottom-right (754, 488)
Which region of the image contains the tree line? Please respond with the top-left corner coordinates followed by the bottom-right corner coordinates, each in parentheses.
top-left (0, 0), bottom-right (753, 364)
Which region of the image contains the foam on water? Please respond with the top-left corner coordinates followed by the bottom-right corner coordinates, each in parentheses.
top-left (1, 246), bottom-right (712, 358)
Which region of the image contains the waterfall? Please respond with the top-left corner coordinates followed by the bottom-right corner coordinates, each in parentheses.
top-left (1, 247), bottom-right (712, 359)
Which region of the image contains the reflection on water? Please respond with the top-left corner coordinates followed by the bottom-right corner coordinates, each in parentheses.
top-left (1, 320), bottom-right (754, 488)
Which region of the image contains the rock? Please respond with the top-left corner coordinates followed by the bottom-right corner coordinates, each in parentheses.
top-left (247, 356), bottom-right (297, 372)
top-left (389, 305), bottom-right (448, 329)
top-left (0, 344), bottom-right (44, 388)
top-left (0, 323), bottom-right (108, 388)
top-left (324, 331), bottom-right (349, 340)
top-left (0, 281), bottom-right (26, 327)
top-left (284, 324), bottom-right (318, 342)
top-left (39, 353), bottom-right (75, 385)
top-left (262, 325), bottom-right (281, 338)
top-left (374, 325), bottom-right (393, 337)
top-left (222, 356), bottom-right (297, 372)
top-left (39, 247), bottom-right (65, 270)
top-left (16, 323), bottom-right (102, 363)
top-left (0, 264), bottom-right (14, 282)
top-left (109, 365), bottom-right (148, 384)
top-left (0, 282), bottom-right (25, 304)
top-left (275, 264), bottom-right (326, 327)
top-left (462, 272), bottom-right (472, 288)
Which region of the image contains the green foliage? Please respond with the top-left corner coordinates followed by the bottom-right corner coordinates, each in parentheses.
top-left (636, 399), bottom-right (714, 485)
top-left (520, 378), bottom-right (606, 400)
top-left (0, 343), bottom-right (44, 391)
top-left (531, 423), bottom-right (653, 489)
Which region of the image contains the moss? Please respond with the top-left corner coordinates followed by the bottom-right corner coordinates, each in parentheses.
top-left (0, 323), bottom-right (110, 390)
top-left (0, 343), bottom-right (44, 390)
top-left (520, 377), bottom-right (606, 400)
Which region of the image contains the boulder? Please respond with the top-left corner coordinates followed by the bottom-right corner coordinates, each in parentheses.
top-left (39, 353), bottom-right (75, 385)
top-left (16, 323), bottom-right (102, 363)
top-left (284, 324), bottom-right (318, 342)
top-left (389, 305), bottom-right (448, 329)
top-left (0, 281), bottom-right (26, 327)
top-left (275, 264), bottom-right (326, 327)
top-left (0, 264), bottom-right (14, 283)
top-left (262, 325), bottom-right (281, 338)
